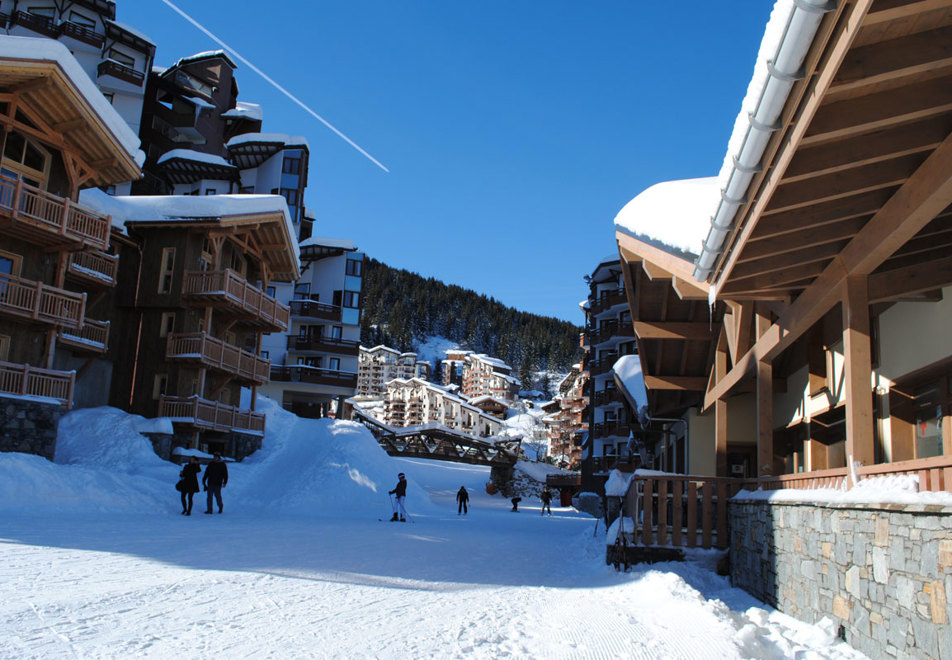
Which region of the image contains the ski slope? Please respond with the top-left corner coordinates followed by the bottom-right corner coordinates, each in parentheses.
top-left (0, 401), bottom-right (866, 659)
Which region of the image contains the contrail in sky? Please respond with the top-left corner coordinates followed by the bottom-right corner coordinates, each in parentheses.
top-left (161, 0), bottom-right (389, 173)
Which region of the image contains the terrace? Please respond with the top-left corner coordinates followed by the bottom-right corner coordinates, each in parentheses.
top-left (166, 333), bottom-right (270, 385)
top-left (182, 269), bottom-right (289, 332)
top-left (0, 360), bottom-right (74, 407)
top-left (158, 395), bottom-right (265, 435)
top-left (0, 273), bottom-right (85, 330)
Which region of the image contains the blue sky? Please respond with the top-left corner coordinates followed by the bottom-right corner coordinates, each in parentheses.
top-left (119, 1), bottom-right (773, 323)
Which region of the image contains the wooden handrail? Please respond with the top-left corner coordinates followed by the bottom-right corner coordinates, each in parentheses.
top-left (68, 250), bottom-right (119, 284)
top-left (166, 332), bottom-right (270, 383)
top-left (0, 360), bottom-right (74, 406)
top-left (182, 269), bottom-right (289, 330)
top-left (0, 173), bottom-right (110, 249)
top-left (159, 394), bottom-right (265, 433)
top-left (60, 318), bottom-right (110, 350)
top-left (748, 455), bottom-right (952, 493)
top-left (0, 272), bottom-right (85, 329)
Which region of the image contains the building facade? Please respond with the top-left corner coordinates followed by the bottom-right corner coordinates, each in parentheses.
top-left (384, 377), bottom-right (503, 438)
top-left (460, 353), bottom-right (518, 403)
top-left (357, 345), bottom-right (430, 398)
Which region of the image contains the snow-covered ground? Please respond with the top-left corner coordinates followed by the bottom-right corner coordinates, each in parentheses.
top-left (0, 401), bottom-right (866, 658)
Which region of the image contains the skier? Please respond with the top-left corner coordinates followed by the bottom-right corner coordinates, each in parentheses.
top-left (540, 486), bottom-right (552, 516)
top-left (389, 472), bottom-right (408, 522)
top-left (202, 452), bottom-right (228, 514)
top-left (179, 455), bottom-right (201, 516)
top-left (510, 496), bottom-right (522, 512)
top-left (456, 486), bottom-right (469, 515)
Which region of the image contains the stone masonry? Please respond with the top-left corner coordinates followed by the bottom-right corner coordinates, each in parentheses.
top-left (0, 396), bottom-right (64, 461)
top-left (729, 497), bottom-right (952, 659)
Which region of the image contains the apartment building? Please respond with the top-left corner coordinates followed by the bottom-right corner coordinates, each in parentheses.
top-left (384, 377), bottom-right (503, 438)
top-left (357, 345), bottom-right (430, 398)
top-left (580, 256), bottom-right (640, 492)
top-left (440, 349), bottom-right (470, 388)
top-left (460, 353), bottom-right (518, 403)
top-left (0, 36), bottom-right (142, 458)
top-left (543, 366), bottom-right (587, 468)
top-left (2, 0), bottom-right (153, 196)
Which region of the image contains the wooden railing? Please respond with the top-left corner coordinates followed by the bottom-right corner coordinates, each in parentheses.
top-left (67, 250), bottom-right (119, 286)
top-left (59, 318), bottom-right (110, 353)
top-left (0, 174), bottom-right (110, 249)
top-left (11, 10), bottom-right (58, 37)
top-left (0, 272), bottom-right (85, 329)
top-left (590, 290), bottom-right (627, 315)
top-left (288, 299), bottom-right (342, 322)
top-left (60, 20), bottom-right (105, 47)
top-left (97, 59), bottom-right (145, 86)
top-left (182, 269), bottom-right (290, 331)
top-left (158, 395), bottom-right (265, 434)
top-left (166, 332), bottom-right (270, 384)
top-left (622, 475), bottom-right (747, 550)
top-left (286, 334), bottom-right (360, 356)
top-left (750, 455), bottom-right (952, 493)
top-left (0, 360), bottom-right (74, 406)
top-left (589, 354), bottom-right (619, 376)
top-left (270, 365), bottom-right (358, 389)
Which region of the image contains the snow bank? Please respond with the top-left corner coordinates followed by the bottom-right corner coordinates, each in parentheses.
top-left (605, 469), bottom-right (633, 497)
top-left (735, 473), bottom-right (952, 508)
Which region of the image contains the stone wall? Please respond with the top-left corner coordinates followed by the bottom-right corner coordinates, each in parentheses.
top-left (0, 396), bottom-right (64, 460)
top-left (730, 497), bottom-right (951, 659)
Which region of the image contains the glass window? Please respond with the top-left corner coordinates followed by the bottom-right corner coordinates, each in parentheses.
top-left (343, 291), bottom-right (360, 308)
top-left (27, 6), bottom-right (56, 18)
top-left (109, 48), bottom-right (135, 68)
top-left (293, 282), bottom-right (310, 299)
top-left (282, 157), bottom-right (301, 174)
top-left (68, 10), bottom-right (96, 27)
top-left (280, 188), bottom-right (299, 206)
top-left (158, 248), bottom-right (175, 294)
top-left (329, 358), bottom-right (340, 371)
top-left (345, 258), bottom-right (362, 277)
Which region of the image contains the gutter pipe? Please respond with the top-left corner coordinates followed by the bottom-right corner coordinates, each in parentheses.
top-left (693, 0), bottom-right (838, 288)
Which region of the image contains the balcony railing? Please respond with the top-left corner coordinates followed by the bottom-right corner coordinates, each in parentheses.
top-left (0, 272), bottom-right (85, 329)
top-left (0, 360), bottom-right (74, 407)
top-left (97, 59), bottom-right (145, 86)
top-left (158, 395), bottom-right (265, 435)
top-left (590, 290), bottom-right (627, 316)
top-left (589, 354), bottom-right (619, 377)
top-left (269, 365), bottom-right (358, 389)
top-left (59, 20), bottom-right (105, 48)
top-left (593, 421), bottom-right (632, 439)
top-left (182, 269), bottom-right (289, 332)
top-left (288, 299), bottom-right (342, 322)
top-left (592, 389), bottom-right (623, 407)
top-left (286, 334), bottom-right (360, 356)
top-left (11, 10), bottom-right (58, 37)
top-left (166, 332), bottom-right (270, 385)
top-left (591, 320), bottom-right (635, 346)
top-left (0, 174), bottom-right (111, 250)
top-left (59, 318), bottom-right (109, 353)
top-left (67, 250), bottom-right (119, 288)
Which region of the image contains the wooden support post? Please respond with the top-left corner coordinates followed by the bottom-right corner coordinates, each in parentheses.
top-left (715, 334), bottom-right (728, 477)
top-left (755, 303), bottom-right (774, 476)
top-left (842, 276), bottom-right (875, 469)
top-left (44, 328), bottom-right (57, 370)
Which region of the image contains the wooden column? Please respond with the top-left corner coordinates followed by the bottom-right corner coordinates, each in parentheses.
top-left (842, 276), bottom-right (875, 468)
top-left (755, 304), bottom-right (773, 476)
top-left (715, 333), bottom-right (728, 477)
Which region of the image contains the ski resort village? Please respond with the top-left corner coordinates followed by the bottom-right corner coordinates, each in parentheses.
top-left (1, 1), bottom-right (951, 658)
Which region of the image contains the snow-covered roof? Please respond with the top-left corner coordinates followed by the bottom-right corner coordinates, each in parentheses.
top-left (299, 236), bottom-right (358, 251)
top-left (104, 19), bottom-right (155, 46)
top-left (612, 354), bottom-right (647, 412)
top-left (469, 395), bottom-right (508, 407)
top-left (157, 149), bottom-right (234, 168)
top-left (613, 177), bottom-right (720, 258)
top-left (169, 49), bottom-right (237, 70)
top-left (361, 345), bottom-right (400, 355)
top-left (0, 37), bottom-right (143, 169)
top-left (226, 132), bottom-right (309, 150)
top-left (222, 101), bottom-right (263, 122)
top-left (470, 354), bottom-right (511, 370)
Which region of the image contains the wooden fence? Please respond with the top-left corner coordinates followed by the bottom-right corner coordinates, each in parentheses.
top-left (0, 174), bottom-right (110, 249)
top-left (159, 395), bottom-right (265, 434)
top-left (0, 361), bottom-right (74, 406)
top-left (182, 269), bottom-right (289, 330)
top-left (166, 332), bottom-right (269, 384)
top-left (0, 272), bottom-right (85, 329)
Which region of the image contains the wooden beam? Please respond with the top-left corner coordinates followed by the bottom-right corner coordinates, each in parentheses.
top-left (53, 118), bottom-right (88, 134)
top-left (868, 254), bottom-right (952, 302)
top-left (731, 240), bottom-right (848, 281)
top-left (864, 0), bottom-right (952, 25)
top-left (12, 77), bottom-right (53, 94)
top-left (642, 260), bottom-right (672, 281)
top-left (715, 332), bottom-right (728, 477)
top-left (757, 358), bottom-right (774, 476)
top-left (842, 276), bottom-right (875, 468)
top-left (643, 376), bottom-right (708, 391)
top-left (754, 188), bottom-right (893, 240)
top-left (616, 231), bottom-right (699, 284)
top-left (633, 321), bottom-right (718, 341)
top-left (721, 261), bottom-right (828, 296)
top-left (672, 276), bottom-right (708, 301)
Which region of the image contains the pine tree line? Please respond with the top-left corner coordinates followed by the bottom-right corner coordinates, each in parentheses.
top-left (360, 258), bottom-right (582, 373)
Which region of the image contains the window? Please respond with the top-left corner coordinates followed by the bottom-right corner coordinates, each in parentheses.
top-left (2, 131), bottom-right (50, 189)
top-left (152, 374), bottom-right (168, 400)
top-left (293, 282), bottom-right (310, 299)
top-left (230, 250), bottom-right (246, 278)
top-left (27, 6), bottom-right (56, 18)
top-left (282, 157), bottom-right (301, 174)
top-left (0, 335), bottom-right (9, 361)
top-left (280, 188), bottom-right (299, 207)
top-left (345, 258), bottom-right (362, 277)
top-left (68, 10), bottom-right (95, 27)
top-left (260, 350), bottom-right (269, 360)
top-left (266, 286), bottom-right (276, 298)
top-left (108, 48), bottom-right (135, 68)
top-left (331, 326), bottom-right (342, 340)
top-left (159, 313), bottom-right (175, 338)
top-left (342, 291), bottom-right (360, 308)
top-left (158, 248), bottom-right (175, 294)
top-left (200, 238), bottom-right (214, 271)
top-left (0, 249), bottom-right (22, 276)
top-left (329, 358), bottom-right (340, 371)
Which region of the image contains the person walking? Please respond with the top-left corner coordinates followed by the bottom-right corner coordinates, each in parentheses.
top-left (389, 472), bottom-right (408, 522)
top-left (179, 456), bottom-right (201, 515)
top-left (456, 486), bottom-right (469, 515)
top-left (540, 486), bottom-right (553, 516)
top-left (203, 452), bottom-right (228, 514)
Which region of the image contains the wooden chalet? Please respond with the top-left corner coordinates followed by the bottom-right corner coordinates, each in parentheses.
top-left (612, 0), bottom-right (952, 553)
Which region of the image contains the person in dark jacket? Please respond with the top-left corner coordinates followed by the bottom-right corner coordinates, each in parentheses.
top-left (388, 472), bottom-right (408, 522)
top-left (203, 452), bottom-right (228, 514)
top-left (456, 486), bottom-right (469, 515)
top-left (540, 486), bottom-right (552, 516)
top-left (179, 456), bottom-right (201, 515)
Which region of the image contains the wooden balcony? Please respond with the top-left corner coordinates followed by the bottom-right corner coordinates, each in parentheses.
top-left (158, 395), bottom-right (265, 435)
top-left (286, 334), bottom-right (360, 356)
top-left (589, 354), bottom-right (618, 377)
top-left (591, 320), bottom-right (635, 346)
top-left (288, 299), bottom-right (342, 322)
top-left (59, 318), bottom-right (109, 354)
top-left (0, 360), bottom-right (74, 407)
top-left (67, 250), bottom-right (119, 288)
top-left (269, 365), bottom-right (358, 389)
top-left (0, 273), bottom-right (85, 330)
top-left (0, 174), bottom-right (111, 251)
top-left (166, 333), bottom-right (269, 385)
top-left (592, 421), bottom-right (632, 439)
top-left (590, 290), bottom-right (627, 316)
top-left (59, 21), bottom-right (105, 48)
top-left (182, 269), bottom-right (289, 332)
top-left (10, 10), bottom-right (58, 37)
top-left (97, 59), bottom-right (145, 87)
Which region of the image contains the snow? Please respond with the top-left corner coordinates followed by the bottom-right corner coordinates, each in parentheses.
top-left (104, 19), bottom-right (155, 46)
top-left (0, 37), bottom-right (143, 167)
top-left (605, 468), bottom-right (634, 496)
top-left (226, 132), bottom-right (310, 150)
top-left (736, 474), bottom-right (952, 508)
top-left (222, 101), bottom-right (264, 121)
top-left (156, 148), bottom-right (234, 168)
top-left (298, 235), bottom-right (358, 251)
top-left (612, 353), bottom-right (648, 411)
top-left (0, 400), bottom-right (868, 658)
top-left (412, 335), bottom-right (462, 371)
top-left (184, 96), bottom-right (216, 110)
top-left (613, 176), bottom-right (720, 257)
top-left (169, 49), bottom-right (237, 70)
